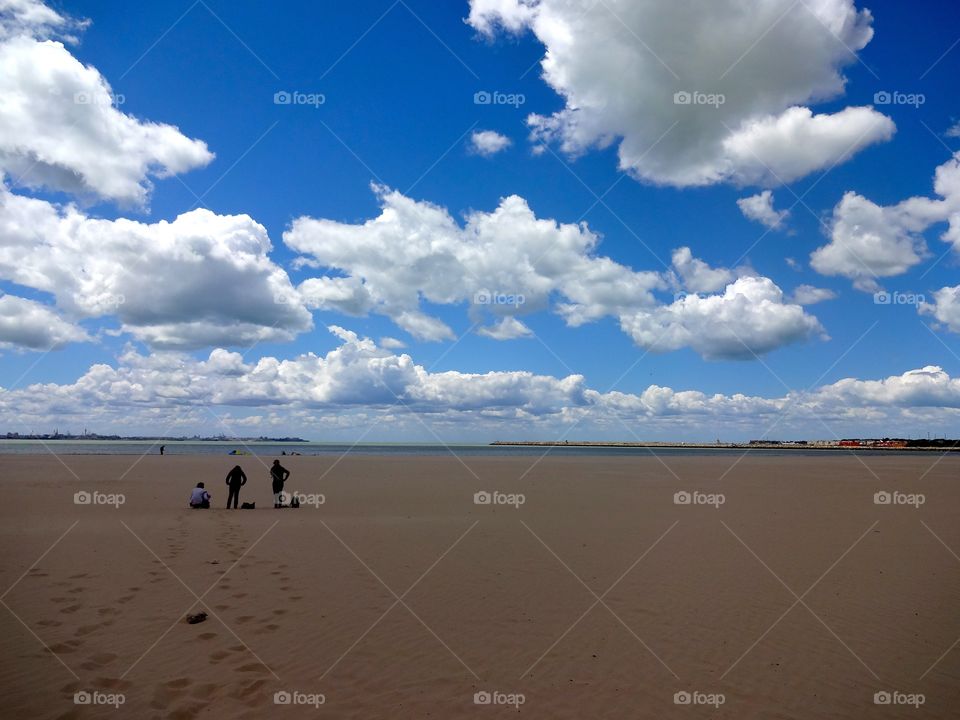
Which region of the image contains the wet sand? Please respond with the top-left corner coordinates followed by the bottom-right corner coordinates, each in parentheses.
top-left (1, 452), bottom-right (958, 718)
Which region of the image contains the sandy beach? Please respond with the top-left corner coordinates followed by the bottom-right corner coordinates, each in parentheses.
top-left (1, 451), bottom-right (959, 719)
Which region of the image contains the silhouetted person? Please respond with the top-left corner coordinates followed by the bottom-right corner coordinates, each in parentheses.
top-left (160, 445), bottom-right (165, 455)
top-left (225, 465), bottom-right (247, 509)
top-left (189, 482), bottom-right (210, 509)
top-left (271, 459), bottom-right (290, 508)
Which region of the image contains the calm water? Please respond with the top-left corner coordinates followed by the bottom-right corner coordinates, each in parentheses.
top-left (0, 440), bottom-right (923, 457)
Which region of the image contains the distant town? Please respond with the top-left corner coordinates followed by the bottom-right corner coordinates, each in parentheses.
top-left (2, 432), bottom-right (308, 443)
top-left (492, 438), bottom-right (960, 450)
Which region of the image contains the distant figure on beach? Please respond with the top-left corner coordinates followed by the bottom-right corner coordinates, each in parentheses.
top-left (189, 482), bottom-right (211, 509)
top-left (271, 459), bottom-right (290, 508)
top-left (160, 445), bottom-right (165, 455)
top-left (225, 465), bottom-right (247, 509)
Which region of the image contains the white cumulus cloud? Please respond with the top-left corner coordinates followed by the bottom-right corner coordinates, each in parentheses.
top-left (0, 1), bottom-right (213, 205)
top-left (920, 286), bottom-right (960, 334)
top-left (811, 153), bottom-right (960, 290)
top-left (468, 0), bottom-right (893, 187)
top-left (0, 183), bottom-right (313, 349)
top-left (0, 293), bottom-right (90, 350)
top-left (470, 129), bottom-right (512, 156)
top-left (738, 190), bottom-right (789, 229)
top-left (286, 186), bottom-right (822, 359)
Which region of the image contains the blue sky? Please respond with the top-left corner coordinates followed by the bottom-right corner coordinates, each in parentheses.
top-left (0, 0), bottom-right (958, 440)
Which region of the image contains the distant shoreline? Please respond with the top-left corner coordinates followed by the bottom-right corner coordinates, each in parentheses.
top-left (490, 441), bottom-right (960, 452)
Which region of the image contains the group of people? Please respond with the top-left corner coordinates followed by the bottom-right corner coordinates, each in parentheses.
top-left (188, 459), bottom-right (291, 509)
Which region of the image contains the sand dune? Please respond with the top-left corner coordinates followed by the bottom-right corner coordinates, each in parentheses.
top-left (1, 452), bottom-right (958, 718)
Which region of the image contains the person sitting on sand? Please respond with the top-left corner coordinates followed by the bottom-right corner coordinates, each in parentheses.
top-left (225, 465), bottom-right (247, 509)
top-left (189, 482), bottom-right (211, 509)
top-left (271, 459), bottom-right (290, 508)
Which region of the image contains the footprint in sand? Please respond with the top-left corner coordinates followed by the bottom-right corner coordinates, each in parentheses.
top-left (213, 604), bottom-right (230, 611)
top-left (165, 678), bottom-right (192, 689)
top-left (234, 663), bottom-right (269, 674)
top-left (68, 573), bottom-right (88, 580)
top-left (79, 652), bottom-right (118, 671)
top-left (196, 632), bottom-right (217, 640)
top-left (208, 650), bottom-right (230, 664)
top-left (50, 641), bottom-right (82, 654)
top-left (272, 609), bottom-right (287, 616)
top-left (60, 603), bottom-right (83, 614)
top-left (117, 595), bottom-right (136, 604)
top-left (75, 624), bottom-right (100, 636)
top-left (231, 592), bottom-right (248, 599)
top-left (37, 619), bottom-right (62, 627)
top-left (236, 616), bottom-right (254, 624)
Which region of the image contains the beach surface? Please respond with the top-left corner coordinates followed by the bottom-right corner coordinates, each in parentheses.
top-left (1, 452), bottom-right (958, 719)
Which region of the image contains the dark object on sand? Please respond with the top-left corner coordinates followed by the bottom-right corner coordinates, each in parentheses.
top-left (186, 612), bottom-right (207, 624)
top-left (241, 502), bottom-right (255, 509)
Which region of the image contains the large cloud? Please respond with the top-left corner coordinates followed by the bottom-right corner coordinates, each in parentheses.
top-left (811, 153), bottom-right (960, 290)
top-left (468, 0), bottom-right (894, 187)
top-left (0, 293), bottom-right (89, 350)
top-left (0, 1), bottom-right (213, 205)
top-left (0, 328), bottom-right (956, 437)
top-left (0, 184), bottom-right (313, 349)
top-left (286, 186), bottom-right (822, 359)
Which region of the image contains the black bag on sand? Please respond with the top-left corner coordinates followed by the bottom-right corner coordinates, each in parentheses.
top-left (290, 496), bottom-right (300, 508)
top-left (240, 502), bottom-right (255, 509)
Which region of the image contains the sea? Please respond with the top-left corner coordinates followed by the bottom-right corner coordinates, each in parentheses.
top-left (0, 440), bottom-right (921, 457)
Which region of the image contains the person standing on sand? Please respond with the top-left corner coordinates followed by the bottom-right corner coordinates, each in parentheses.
top-left (160, 445), bottom-right (165, 455)
top-left (271, 459), bottom-right (290, 508)
top-left (225, 465), bottom-right (247, 509)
